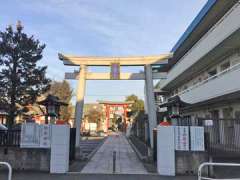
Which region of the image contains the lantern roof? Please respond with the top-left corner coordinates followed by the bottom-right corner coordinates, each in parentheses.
top-left (38, 95), bottom-right (68, 106)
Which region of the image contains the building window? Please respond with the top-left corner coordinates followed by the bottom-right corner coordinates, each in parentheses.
top-left (210, 110), bottom-right (219, 119)
top-left (220, 61), bottom-right (230, 71)
top-left (175, 89), bottom-right (178, 94)
top-left (222, 107), bottom-right (233, 119)
top-left (222, 108), bottom-right (234, 127)
top-left (208, 69), bottom-right (217, 77)
top-left (235, 111), bottom-right (240, 119)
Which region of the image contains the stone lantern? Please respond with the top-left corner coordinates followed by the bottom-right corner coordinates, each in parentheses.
top-left (38, 95), bottom-right (68, 124)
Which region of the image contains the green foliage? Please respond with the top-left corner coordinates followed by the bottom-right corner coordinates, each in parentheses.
top-left (125, 94), bottom-right (144, 113)
top-left (87, 109), bottom-right (102, 123)
top-left (47, 80), bottom-right (73, 121)
top-left (0, 22), bottom-right (51, 127)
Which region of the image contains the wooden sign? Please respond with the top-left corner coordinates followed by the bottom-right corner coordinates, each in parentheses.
top-left (21, 123), bottom-right (51, 148)
top-left (110, 63), bottom-right (120, 80)
top-left (174, 126), bottom-right (189, 151)
top-left (21, 123), bottom-right (40, 148)
top-left (190, 126), bottom-right (205, 151)
top-left (65, 71), bottom-right (78, 79)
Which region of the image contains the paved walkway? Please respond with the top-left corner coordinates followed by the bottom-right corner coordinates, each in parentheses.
top-left (0, 171), bottom-right (197, 180)
top-left (81, 132), bottom-right (148, 174)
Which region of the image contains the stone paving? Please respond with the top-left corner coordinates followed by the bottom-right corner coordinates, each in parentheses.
top-left (79, 137), bottom-right (105, 160)
top-left (0, 171), bottom-right (197, 180)
top-left (81, 132), bottom-right (148, 174)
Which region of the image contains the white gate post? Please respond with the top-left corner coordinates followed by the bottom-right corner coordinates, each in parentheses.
top-left (157, 126), bottom-right (175, 176)
top-left (75, 65), bottom-right (86, 147)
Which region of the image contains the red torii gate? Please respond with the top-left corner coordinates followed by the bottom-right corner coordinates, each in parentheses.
top-left (98, 101), bottom-right (133, 132)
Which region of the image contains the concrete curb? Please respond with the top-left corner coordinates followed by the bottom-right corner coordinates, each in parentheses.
top-left (127, 137), bottom-right (148, 162)
top-left (86, 137), bottom-right (107, 160)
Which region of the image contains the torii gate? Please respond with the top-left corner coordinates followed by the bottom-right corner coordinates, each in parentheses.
top-left (98, 100), bottom-right (134, 132)
top-left (58, 53), bottom-right (172, 148)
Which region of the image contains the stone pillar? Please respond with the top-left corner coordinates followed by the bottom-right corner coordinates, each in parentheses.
top-left (145, 64), bottom-right (157, 148)
top-left (75, 65), bottom-right (86, 147)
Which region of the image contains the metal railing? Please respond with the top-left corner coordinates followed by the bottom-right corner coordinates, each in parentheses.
top-left (0, 162), bottom-right (12, 180)
top-left (0, 130), bottom-right (21, 147)
top-left (172, 61), bottom-right (240, 99)
top-left (176, 118), bottom-right (240, 156)
top-left (198, 162), bottom-right (240, 180)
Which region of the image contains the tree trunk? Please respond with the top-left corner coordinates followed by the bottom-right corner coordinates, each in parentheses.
top-left (7, 94), bottom-right (16, 128)
top-left (7, 111), bottom-right (15, 128)
top-left (7, 59), bottom-right (17, 128)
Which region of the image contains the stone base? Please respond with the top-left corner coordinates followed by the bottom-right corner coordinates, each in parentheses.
top-left (176, 151), bottom-right (208, 175)
top-left (0, 147), bottom-right (50, 171)
top-left (74, 147), bottom-right (82, 160)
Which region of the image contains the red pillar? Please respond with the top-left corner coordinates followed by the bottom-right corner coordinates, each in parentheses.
top-left (123, 105), bottom-right (128, 132)
top-left (106, 105), bottom-right (110, 131)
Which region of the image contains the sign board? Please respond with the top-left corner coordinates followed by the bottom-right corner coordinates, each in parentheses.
top-left (65, 72), bottom-right (78, 79)
top-left (174, 126), bottom-right (189, 151)
top-left (204, 119), bottom-right (213, 126)
top-left (190, 126), bottom-right (205, 151)
top-left (21, 123), bottom-right (51, 148)
top-left (21, 123), bottom-right (40, 148)
top-left (110, 63), bottom-right (120, 80)
top-left (39, 124), bottom-right (51, 148)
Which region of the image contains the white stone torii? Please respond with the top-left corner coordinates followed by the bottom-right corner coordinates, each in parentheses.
top-left (58, 53), bottom-right (172, 148)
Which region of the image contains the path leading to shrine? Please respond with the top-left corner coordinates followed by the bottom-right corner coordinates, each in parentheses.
top-left (80, 132), bottom-right (148, 174)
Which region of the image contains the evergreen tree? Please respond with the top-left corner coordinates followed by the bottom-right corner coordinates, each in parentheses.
top-left (47, 80), bottom-right (73, 121)
top-left (0, 21), bottom-right (50, 127)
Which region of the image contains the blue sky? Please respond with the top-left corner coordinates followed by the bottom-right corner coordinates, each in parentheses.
top-left (1, 0), bottom-right (207, 103)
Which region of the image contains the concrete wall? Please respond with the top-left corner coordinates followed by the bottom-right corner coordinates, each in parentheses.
top-left (175, 152), bottom-right (208, 175)
top-left (0, 147), bottom-right (50, 171)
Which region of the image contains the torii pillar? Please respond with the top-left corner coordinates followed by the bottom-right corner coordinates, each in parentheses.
top-left (75, 65), bottom-right (86, 147)
top-left (145, 64), bottom-right (157, 148)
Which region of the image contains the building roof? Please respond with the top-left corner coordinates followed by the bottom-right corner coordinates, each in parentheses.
top-left (171, 0), bottom-right (217, 53)
top-left (97, 100), bottom-right (134, 105)
top-left (169, 0), bottom-right (238, 67)
top-left (0, 104), bottom-right (8, 115)
top-left (38, 95), bottom-right (68, 106)
top-left (182, 90), bottom-right (240, 113)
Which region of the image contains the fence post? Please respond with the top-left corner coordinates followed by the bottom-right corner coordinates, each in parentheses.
top-left (113, 150), bottom-right (116, 173)
top-left (208, 156), bottom-right (214, 178)
top-left (153, 128), bottom-right (157, 162)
